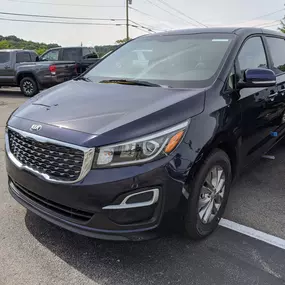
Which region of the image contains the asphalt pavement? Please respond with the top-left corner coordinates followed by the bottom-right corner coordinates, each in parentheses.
top-left (1, 88), bottom-right (285, 285)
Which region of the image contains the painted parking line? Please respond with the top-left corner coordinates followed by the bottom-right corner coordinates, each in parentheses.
top-left (220, 218), bottom-right (285, 250)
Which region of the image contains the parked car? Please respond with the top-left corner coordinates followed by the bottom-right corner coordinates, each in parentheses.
top-left (0, 49), bottom-right (77, 96)
top-left (6, 27), bottom-right (285, 240)
top-left (39, 46), bottom-right (101, 74)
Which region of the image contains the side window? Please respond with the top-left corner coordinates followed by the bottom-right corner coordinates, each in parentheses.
top-left (30, 52), bottom-right (38, 62)
top-left (62, 48), bottom-right (81, 61)
top-left (0, 52), bottom-right (10, 63)
top-left (266, 37), bottom-right (285, 74)
top-left (41, 49), bottom-right (59, 61)
top-left (16, 52), bottom-right (31, 63)
top-left (238, 37), bottom-right (268, 72)
top-left (83, 48), bottom-right (98, 59)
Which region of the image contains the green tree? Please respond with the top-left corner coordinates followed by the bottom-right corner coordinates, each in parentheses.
top-left (115, 38), bottom-right (131, 44)
top-left (36, 48), bottom-right (47, 55)
top-left (0, 35), bottom-right (60, 53)
top-left (280, 19), bottom-right (285, 33)
top-left (0, 40), bottom-right (11, 49)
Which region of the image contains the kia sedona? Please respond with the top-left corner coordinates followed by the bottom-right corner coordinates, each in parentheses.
top-left (6, 27), bottom-right (285, 240)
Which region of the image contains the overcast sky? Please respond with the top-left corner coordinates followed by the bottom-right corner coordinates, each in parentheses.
top-left (1, 0), bottom-right (285, 46)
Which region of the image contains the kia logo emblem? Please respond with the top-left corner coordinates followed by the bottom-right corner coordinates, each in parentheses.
top-left (30, 124), bottom-right (42, 132)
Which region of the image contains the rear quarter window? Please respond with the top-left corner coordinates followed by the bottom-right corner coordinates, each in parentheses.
top-left (62, 48), bottom-right (82, 61)
top-left (16, 52), bottom-right (31, 63)
top-left (0, 52), bottom-right (10, 63)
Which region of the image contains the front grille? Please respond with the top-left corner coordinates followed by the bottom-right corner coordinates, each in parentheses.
top-left (11, 180), bottom-right (94, 222)
top-left (8, 129), bottom-right (84, 182)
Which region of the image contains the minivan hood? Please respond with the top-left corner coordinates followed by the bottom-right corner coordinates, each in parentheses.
top-left (13, 80), bottom-right (205, 142)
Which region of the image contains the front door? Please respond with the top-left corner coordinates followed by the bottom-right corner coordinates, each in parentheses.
top-left (236, 36), bottom-right (279, 163)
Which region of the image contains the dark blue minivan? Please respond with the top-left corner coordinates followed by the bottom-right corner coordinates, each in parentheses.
top-left (6, 27), bottom-right (285, 240)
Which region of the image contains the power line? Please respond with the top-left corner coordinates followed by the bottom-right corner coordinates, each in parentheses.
top-left (239, 8), bottom-right (284, 25)
top-left (0, 17), bottom-right (123, 26)
top-left (143, 0), bottom-right (198, 26)
top-left (0, 11), bottom-right (125, 21)
top-left (131, 25), bottom-right (152, 34)
top-left (0, 11), bottom-right (167, 33)
top-left (8, 0), bottom-right (124, 8)
top-left (156, 0), bottom-right (207, 27)
top-left (0, 15), bottom-right (153, 34)
top-left (129, 19), bottom-right (166, 32)
top-left (129, 6), bottom-right (173, 29)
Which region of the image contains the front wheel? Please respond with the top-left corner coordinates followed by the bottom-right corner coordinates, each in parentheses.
top-left (20, 77), bottom-right (39, 97)
top-left (184, 149), bottom-right (232, 240)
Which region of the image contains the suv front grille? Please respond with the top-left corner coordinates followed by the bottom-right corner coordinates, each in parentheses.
top-left (8, 129), bottom-right (85, 182)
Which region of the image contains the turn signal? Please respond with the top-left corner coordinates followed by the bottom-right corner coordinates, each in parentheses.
top-left (164, 131), bottom-right (184, 154)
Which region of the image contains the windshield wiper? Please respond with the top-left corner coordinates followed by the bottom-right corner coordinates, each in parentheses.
top-left (99, 79), bottom-right (167, 88)
top-left (74, 76), bottom-right (92, 82)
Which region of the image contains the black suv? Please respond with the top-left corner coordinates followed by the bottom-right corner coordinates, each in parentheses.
top-left (5, 28), bottom-right (285, 240)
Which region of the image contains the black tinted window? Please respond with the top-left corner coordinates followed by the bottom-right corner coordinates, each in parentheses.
top-left (266, 37), bottom-right (285, 74)
top-left (0, 52), bottom-right (10, 63)
top-left (62, 48), bottom-right (82, 61)
top-left (238, 37), bottom-right (267, 71)
top-left (83, 48), bottom-right (98, 58)
top-left (30, 52), bottom-right (38, 62)
top-left (16, 52), bottom-right (31, 63)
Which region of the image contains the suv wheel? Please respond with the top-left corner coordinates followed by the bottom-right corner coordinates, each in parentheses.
top-left (20, 77), bottom-right (39, 97)
top-left (184, 149), bottom-right (232, 240)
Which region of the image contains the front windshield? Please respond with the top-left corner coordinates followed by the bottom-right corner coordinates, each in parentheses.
top-left (85, 33), bottom-right (234, 88)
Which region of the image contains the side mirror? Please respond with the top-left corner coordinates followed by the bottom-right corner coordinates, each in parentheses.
top-left (237, 68), bottom-right (276, 89)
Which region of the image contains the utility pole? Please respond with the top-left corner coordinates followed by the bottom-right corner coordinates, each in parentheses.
top-left (126, 0), bottom-right (132, 40)
top-left (126, 0), bottom-right (129, 40)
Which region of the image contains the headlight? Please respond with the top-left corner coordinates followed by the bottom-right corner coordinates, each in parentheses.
top-left (92, 120), bottom-right (190, 168)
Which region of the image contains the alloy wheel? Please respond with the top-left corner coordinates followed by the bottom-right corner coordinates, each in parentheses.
top-left (23, 81), bottom-right (34, 96)
top-left (198, 165), bottom-right (226, 224)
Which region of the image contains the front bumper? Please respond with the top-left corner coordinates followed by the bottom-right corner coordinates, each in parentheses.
top-left (6, 152), bottom-right (186, 241)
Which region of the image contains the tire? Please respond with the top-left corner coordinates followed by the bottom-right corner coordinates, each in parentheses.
top-left (20, 77), bottom-right (39, 97)
top-left (184, 149), bottom-right (232, 240)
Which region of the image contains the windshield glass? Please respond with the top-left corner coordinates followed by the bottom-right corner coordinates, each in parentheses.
top-left (85, 33), bottom-right (234, 88)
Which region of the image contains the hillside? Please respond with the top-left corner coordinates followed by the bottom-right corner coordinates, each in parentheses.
top-left (0, 35), bottom-right (117, 57)
top-left (0, 35), bottom-right (60, 55)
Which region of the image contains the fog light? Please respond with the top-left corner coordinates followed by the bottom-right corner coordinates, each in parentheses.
top-left (102, 189), bottom-right (159, 210)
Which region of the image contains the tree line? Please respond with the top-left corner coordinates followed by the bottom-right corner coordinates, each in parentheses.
top-left (0, 35), bottom-right (121, 57)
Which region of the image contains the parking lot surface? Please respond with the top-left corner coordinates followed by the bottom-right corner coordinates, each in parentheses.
top-left (1, 88), bottom-right (285, 285)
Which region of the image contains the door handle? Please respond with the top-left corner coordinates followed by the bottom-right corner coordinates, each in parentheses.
top-left (4, 66), bottom-right (10, 69)
top-left (280, 85), bottom-right (285, 93)
top-left (268, 91), bottom-right (278, 98)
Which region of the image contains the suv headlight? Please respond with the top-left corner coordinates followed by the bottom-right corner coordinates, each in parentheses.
top-left (92, 120), bottom-right (190, 168)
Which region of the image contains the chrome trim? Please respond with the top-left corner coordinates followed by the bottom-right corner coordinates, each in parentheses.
top-left (97, 119), bottom-right (190, 167)
top-left (252, 80), bottom-right (276, 84)
top-left (5, 126), bottom-right (95, 184)
top-left (102, 189), bottom-right (159, 210)
top-left (268, 92), bottom-right (278, 98)
top-left (106, 120), bottom-right (189, 148)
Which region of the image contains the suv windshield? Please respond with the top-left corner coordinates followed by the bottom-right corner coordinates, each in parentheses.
top-left (85, 33), bottom-right (234, 88)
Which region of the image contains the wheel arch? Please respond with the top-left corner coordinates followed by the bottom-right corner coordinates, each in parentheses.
top-left (187, 132), bottom-right (241, 184)
top-left (16, 72), bottom-right (38, 86)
